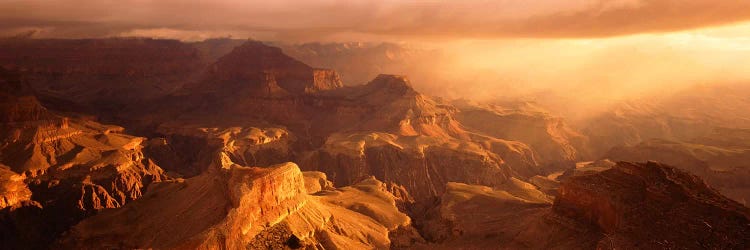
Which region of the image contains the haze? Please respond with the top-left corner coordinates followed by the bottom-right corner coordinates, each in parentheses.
top-left (3, 0), bottom-right (750, 115)
top-left (4, 1), bottom-right (750, 248)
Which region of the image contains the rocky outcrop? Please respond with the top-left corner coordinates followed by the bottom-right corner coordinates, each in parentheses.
top-left (127, 42), bottom-right (560, 208)
top-left (554, 161), bottom-right (750, 249)
top-left (0, 68), bottom-right (56, 123)
top-left (57, 162), bottom-right (307, 249)
top-left (604, 138), bottom-right (750, 205)
top-left (58, 162), bottom-right (422, 249)
top-left (0, 117), bottom-right (167, 248)
top-left (352, 75), bottom-right (466, 138)
top-left (0, 166), bottom-right (31, 209)
top-left (145, 124), bottom-right (295, 177)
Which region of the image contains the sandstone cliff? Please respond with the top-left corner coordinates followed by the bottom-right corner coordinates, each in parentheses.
top-left (58, 162), bottom-right (421, 249)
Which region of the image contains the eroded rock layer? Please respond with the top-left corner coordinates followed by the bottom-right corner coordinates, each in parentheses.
top-left (58, 162), bottom-right (422, 249)
top-left (0, 67), bottom-right (167, 248)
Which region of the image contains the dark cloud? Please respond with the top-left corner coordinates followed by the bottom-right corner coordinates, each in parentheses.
top-left (2, 0), bottom-right (750, 41)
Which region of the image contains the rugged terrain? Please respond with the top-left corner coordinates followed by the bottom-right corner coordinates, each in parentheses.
top-left (580, 84), bottom-right (750, 205)
top-left (0, 68), bottom-right (167, 248)
top-left (413, 161), bottom-right (750, 249)
top-left (1, 38), bottom-right (749, 249)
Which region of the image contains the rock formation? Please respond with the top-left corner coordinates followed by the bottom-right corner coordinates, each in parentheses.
top-left (413, 161), bottom-right (750, 249)
top-left (554, 161), bottom-right (750, 249)
top-left (0, 67), bottom-right (167, 248)
top-left (2, 38), bottom-right (746, 249)
top-left (604, 136), bottom-right (750, 205)
top-left (127, 41), bottom-right (558, 203)
top-left (58, 162), bottom-right (422, 249)
top-left (0, 165), bottom-right (31, 209)
top-left (452, 99), bottom-right (589, 168)
top-left (201, 41), bottom-right (343, 95)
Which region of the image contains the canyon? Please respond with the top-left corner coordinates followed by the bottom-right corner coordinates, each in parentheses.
top-left (0, 37), bottom-right (748, 249)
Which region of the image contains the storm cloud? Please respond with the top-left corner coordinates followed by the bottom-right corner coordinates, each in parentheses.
top-left (2, 0), bottom-right (750, 41)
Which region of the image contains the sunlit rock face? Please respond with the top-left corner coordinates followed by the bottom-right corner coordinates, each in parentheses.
top-left (414, 181), bottom-right (581, 249)
top-left (0, 68), bottom-right (167, 248)
top-left (0, 165), bottom-right (31, 209)
top-left (58, 162), bottom-right (421, 249)
top-left (57, 162), bottom-right (307, 249)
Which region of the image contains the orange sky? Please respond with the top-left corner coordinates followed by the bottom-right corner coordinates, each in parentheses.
top-left (3, 0), bottom-right (750, 41)
top-left (2, 0), bottom-right (750, 110)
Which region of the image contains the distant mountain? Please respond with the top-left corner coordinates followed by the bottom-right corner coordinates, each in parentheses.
top-left (274, 42), bottom-right (441, 85)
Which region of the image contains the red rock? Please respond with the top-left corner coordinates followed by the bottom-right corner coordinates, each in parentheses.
top-left (554, 161), bottom-right (750, 249)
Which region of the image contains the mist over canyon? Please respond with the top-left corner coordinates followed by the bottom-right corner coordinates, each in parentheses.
top-left (2, 2), bottom-right (750, 248)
